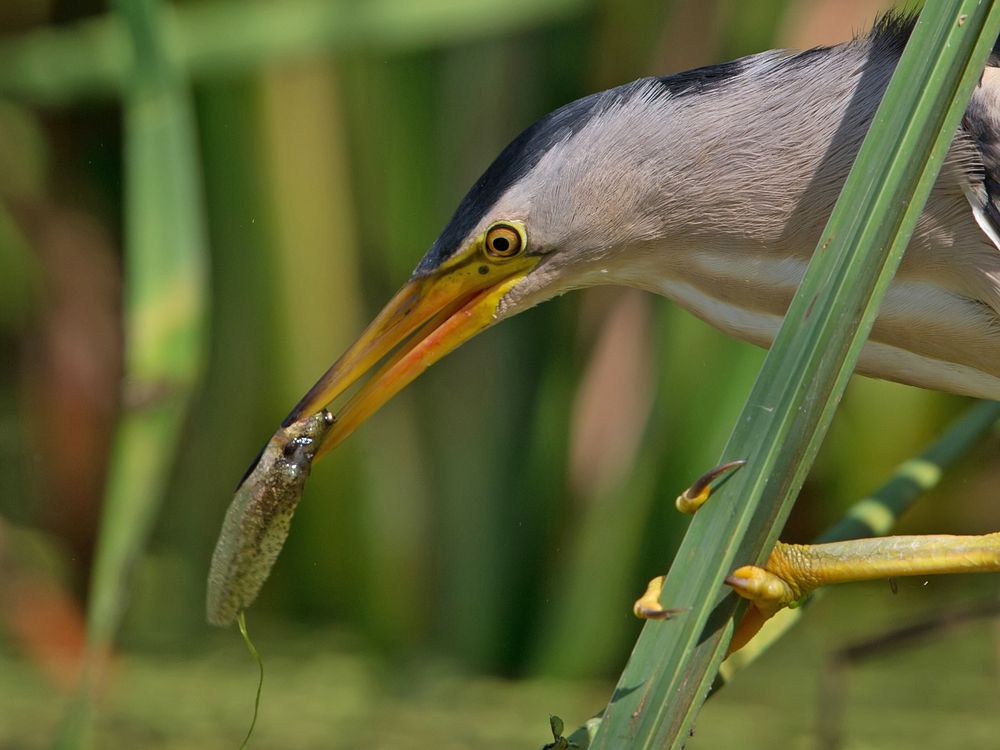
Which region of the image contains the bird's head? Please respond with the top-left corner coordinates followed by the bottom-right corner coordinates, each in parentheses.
top-left (277, 78), bottom-right (678, 460)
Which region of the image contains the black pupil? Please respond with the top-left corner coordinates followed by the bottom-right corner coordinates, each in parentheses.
top-left (492, 236), bottom-right (510, 252)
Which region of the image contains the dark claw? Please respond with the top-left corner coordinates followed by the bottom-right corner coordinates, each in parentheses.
top-left (681, 459), bottom-right (748, 502)
top-left (637, 606), bottom-right (687, 621)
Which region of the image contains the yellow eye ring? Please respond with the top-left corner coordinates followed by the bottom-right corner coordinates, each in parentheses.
top-left (484, 223), bottom-right (524, 259)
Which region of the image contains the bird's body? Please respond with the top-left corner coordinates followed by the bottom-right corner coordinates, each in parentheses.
top-left (483, 16), bottom-right (1000, 400)
top-left (271, 13), bottom-right (1000, 444)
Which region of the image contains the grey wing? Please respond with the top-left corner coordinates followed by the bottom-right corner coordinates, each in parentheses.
top-left (962, 62), bottom-right (1000, 252)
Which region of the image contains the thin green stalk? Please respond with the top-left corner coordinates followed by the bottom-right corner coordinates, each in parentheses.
top-left (53, 0), bottom-right (209, 746)
top-left (0, 0), bottom-right (594, 105)
top-left (589, 5), bottom-right (1000, 748)
top-left (237, 612), bottom-right (264, 749)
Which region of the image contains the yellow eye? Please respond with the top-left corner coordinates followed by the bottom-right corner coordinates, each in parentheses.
top-left (484, 223), bottom-right (523, 258)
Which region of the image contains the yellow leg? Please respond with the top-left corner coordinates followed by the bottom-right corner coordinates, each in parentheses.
top-left (728, 533), bottom-right (1000, 617)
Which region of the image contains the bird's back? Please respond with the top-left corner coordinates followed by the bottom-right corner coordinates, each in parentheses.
top-left (626, 14), bottom-right (1000, 400)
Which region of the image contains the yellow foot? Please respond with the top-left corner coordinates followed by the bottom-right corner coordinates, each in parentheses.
top-left (636, 459), bottom-right (1000, 655)
top-left (633, 575), bottom-right (686, 620)
top-left (726, 561), bottom-right (804, 619)
top-left (633, 572), bottom-right (776, 656)
top-left (634, 460), bottom-right (746, 622)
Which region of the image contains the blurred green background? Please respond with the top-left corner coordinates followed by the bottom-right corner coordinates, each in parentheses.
top-left (2, 0), bottom-right (1000, 747)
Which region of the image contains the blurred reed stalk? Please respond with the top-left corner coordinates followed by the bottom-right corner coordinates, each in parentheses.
top-left (589, 4), bottom-right (1000, 748)
top-left (0, 0), bottom-right (594, 105)
top-left (54, 0), bottom-right (209, 746)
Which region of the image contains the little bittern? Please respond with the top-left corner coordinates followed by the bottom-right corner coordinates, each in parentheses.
top-left (216, 14), bottom-right (1000, 647)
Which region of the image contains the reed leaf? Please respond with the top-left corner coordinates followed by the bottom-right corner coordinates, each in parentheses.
top-left (588, 4), bottom-right (1000, 748)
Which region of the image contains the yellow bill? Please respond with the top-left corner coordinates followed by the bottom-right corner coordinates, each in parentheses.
top-left (208, 220), bottom-right (539, 623)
